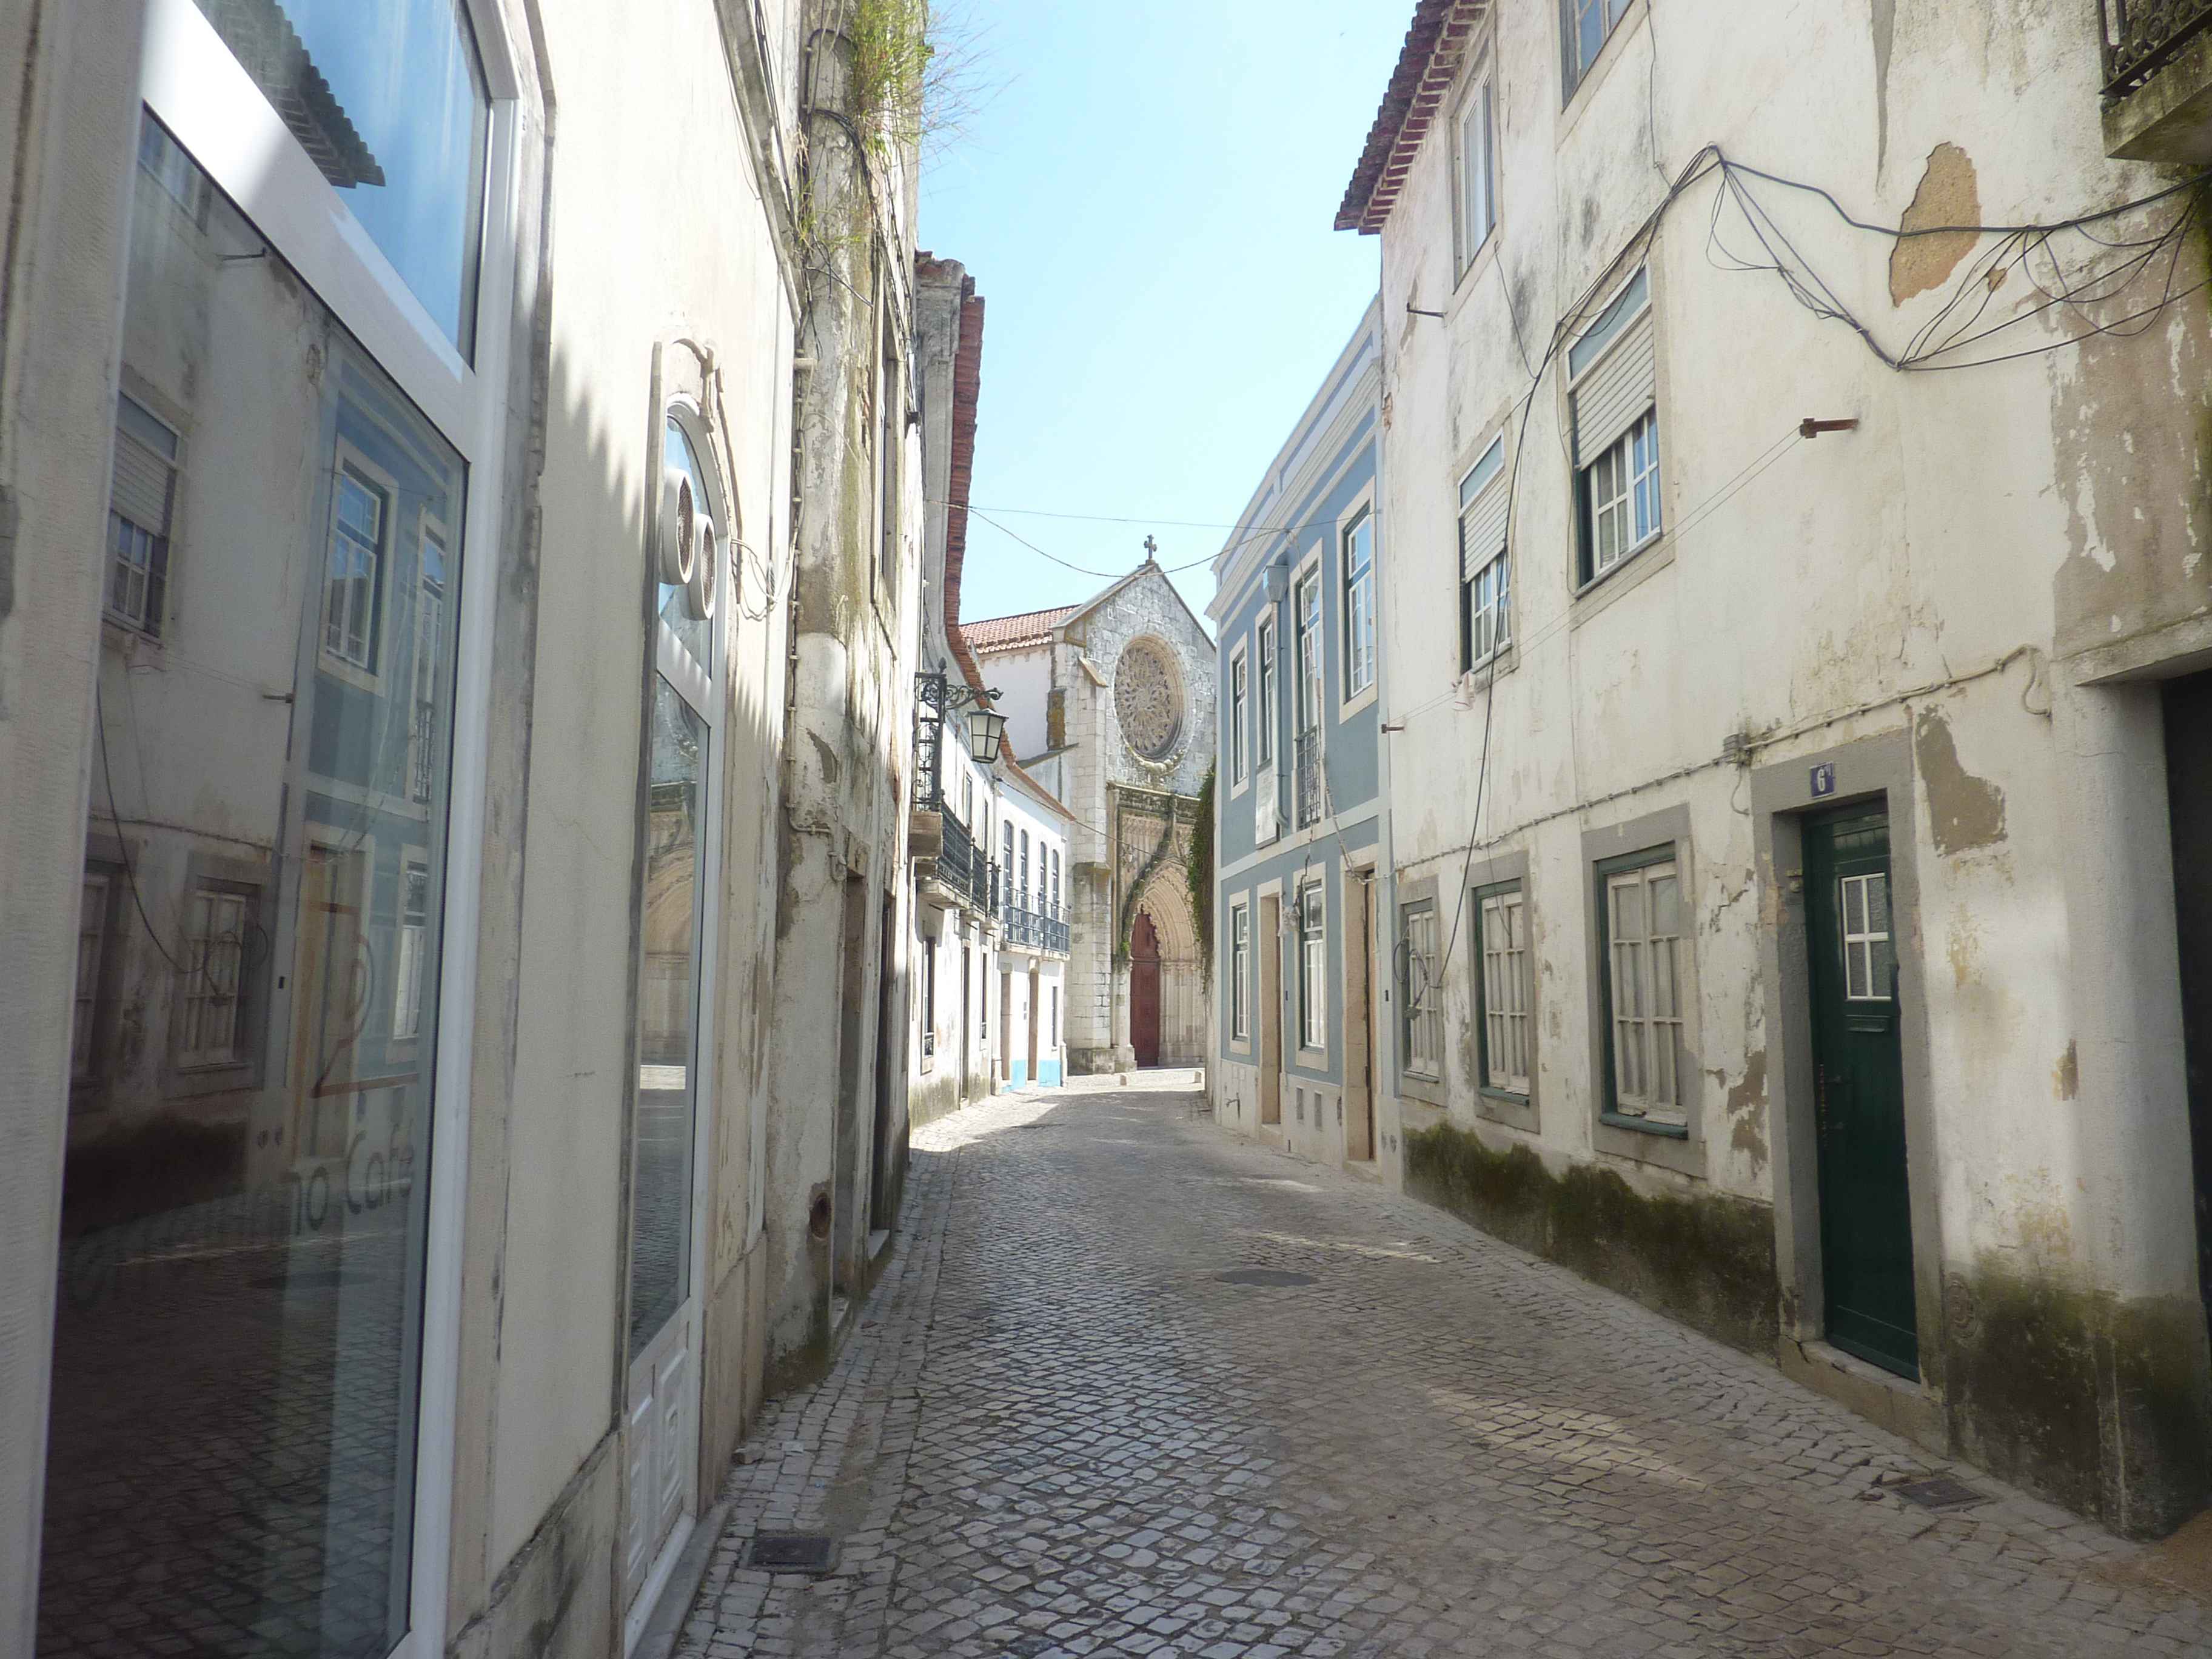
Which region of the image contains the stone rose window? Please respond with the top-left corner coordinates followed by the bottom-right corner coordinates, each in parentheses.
top-left (1115, 638), bottom-right (1184, 760)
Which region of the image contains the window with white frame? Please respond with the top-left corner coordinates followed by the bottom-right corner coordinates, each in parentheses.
top-left (919, 931), bottom-right (937, 1061)
top-left (1256, 615), bottom-right (1278, 766)
top-left (1295, 571), bottom-right (1322, 736)
top-left (1050, 848), bottom-right (1062, 914)
top-left (1600, 851), bottom-right (1687, 1126)
top-left (1458, 437), bottom-right (1509, 670)
top-left (1455, 55), bottom-right (1496, 273)
top-left (1342, 509), bottom-right (1375, 699)
top-left (1476, 882), bottom-right (1531, 1096)
top-left (1019, 830), bottom-right (1031, 911)
top-left (1297, 877), bottom-right (1326, 1051)
top-left (324, 463), bottom-right (387, 672)
top-left (1563, 0), bottom-right (1637, 98)
top-left (393, 853), bottom-right (431, 1040)
top-left (1230, 901), bottom-right (1251, 1041)
top-left (1229, 648), bottom-right (1248, 782)
top-left (107, 394), bottom-right (179, 637)
top-left (1841, 872), bottom-right (1895, 1001)
top-left (1399, 898), bottom-right (1440, 1079)
top-left (1569, 269), bottom-right (1660, 586)
top-left (176, 883), bottom-right (252, 1070)
top-left (73, 872), bottom-right (113, 1082)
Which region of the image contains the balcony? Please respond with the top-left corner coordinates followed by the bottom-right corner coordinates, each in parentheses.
top-left (996, 900), bottom-right (1070, 956)
top-left (2100, 0), bottom-right (2212, 161)
top-left (919, 814), bottom-right (993, 919)
top-left (941, 811), bottom-right (974, 885)
top-left (1295, 731), bottom-right (1321, 829)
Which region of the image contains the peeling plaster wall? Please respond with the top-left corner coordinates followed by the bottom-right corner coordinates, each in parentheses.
top-left (762, 0), bottom-right (927, 1378)
top-left (484, 0), bottom-right (802, 1594)
top-left (1374, 0), bottom-right (2212, 1530)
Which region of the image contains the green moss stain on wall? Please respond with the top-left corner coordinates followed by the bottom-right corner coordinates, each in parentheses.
top-left (908, 1072), bottom-right (963, 1131)
top-left (1404, 1120), bottom-right (1779, 1357)
top-left (1945, 1263), bottom-right (2212, 1538)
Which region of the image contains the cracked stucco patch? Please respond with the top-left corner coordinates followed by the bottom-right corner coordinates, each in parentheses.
top-left (1914, 707), bottom-right (2008, 854)
top-left (1891, 142), bottom-right (1980, 307)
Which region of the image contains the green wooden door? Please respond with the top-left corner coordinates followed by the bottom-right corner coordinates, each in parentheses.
top-left (1805, 807), bottom-right (1920, 1379)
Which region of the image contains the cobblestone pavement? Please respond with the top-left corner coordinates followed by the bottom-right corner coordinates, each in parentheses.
top-left (679, 1080), bottom-right (2212, 1658)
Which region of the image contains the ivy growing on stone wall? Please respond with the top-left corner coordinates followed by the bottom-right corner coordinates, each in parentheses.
top-left (1187, 762), bottom-right (1215, 987)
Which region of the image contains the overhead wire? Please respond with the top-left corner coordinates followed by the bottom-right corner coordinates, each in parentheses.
top-left (1383, 96), bottom-right (2207, 1024)
top-left (953, 110), bottom-right (2207, 1026)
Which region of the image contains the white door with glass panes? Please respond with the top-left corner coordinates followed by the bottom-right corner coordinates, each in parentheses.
top-left (621, 406), bottom-right (728, 1631)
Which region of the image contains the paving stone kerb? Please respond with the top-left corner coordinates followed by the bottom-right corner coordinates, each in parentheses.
top-left (678, 1081), bottom-right (2212, 1658)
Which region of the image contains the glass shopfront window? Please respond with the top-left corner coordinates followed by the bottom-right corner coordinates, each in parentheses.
top-left (42, 115), bottom-right (466, 1658)
top-left (628, 679), bottom-right (705, 1356)
top-left (189, 0), bottom-right (491, 353)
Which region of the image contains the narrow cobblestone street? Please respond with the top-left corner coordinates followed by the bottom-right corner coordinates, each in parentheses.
top-left (679, 1081), bottom-right (2212, 1659)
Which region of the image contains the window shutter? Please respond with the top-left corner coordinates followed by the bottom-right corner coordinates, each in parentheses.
top-left (1458, 473), bottom-right (1510, 583)
top-left (1571, 308), bottom-right (1655, 469)
top-left (110, 432), bottom-right (175, 535)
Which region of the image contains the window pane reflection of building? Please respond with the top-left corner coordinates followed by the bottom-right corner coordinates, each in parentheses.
top-left (628, 679), bottom-right (705, 1359)
top-left (189, 0), bottom-right (491, 354)
top-left (42, 116), bottom-right (465, 1659)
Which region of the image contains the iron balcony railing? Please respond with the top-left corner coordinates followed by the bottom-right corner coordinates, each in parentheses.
top-left (940, 811), bottom-right (974, 890)
top-left (2099, 0), bottom-right (2212, 93)
top-left (1295, 729), bottom-right (1322, 828)
top-left (996, 900), bottom-right (1069, 954)
top-left (928, 817), bottom-right (994, 918)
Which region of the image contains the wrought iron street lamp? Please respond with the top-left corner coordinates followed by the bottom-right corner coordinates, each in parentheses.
top-left (967, 706), bottom-right (1008, 765)
top-left (913, 669), bottom-right (1003, 811)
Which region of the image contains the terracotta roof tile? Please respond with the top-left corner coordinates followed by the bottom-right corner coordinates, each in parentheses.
top-left (1336, 0), bottom-right (1487, 235)
top-left (963, 605), bottom-right (1078, 654)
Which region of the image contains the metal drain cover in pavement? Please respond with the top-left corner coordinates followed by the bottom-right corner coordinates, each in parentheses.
top-left (1213, 1268), bottom-right (1317, 1287)
top-left (747, 1533), bottom-right (838, 1574)
top-left (1892, 1476), bottom-right (1988, 1512)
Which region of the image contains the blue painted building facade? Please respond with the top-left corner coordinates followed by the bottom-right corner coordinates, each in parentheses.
top-left (1208, 300), bottom-right (1400, 1178)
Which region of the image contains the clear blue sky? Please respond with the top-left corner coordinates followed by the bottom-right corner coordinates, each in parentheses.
top-left (919, 2), bottom-right (1403, 632)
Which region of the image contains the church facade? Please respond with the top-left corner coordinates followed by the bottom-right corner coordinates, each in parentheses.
top-left (967, 561), bottom-right (1217, 1074)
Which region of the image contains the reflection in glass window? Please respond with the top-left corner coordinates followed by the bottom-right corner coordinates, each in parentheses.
top-left (41, 115), bottom-right (466, 1658)
top-left (324, 465), bottom-right (386, 671)
top-left (629, 679), bottom-right (705, 1358)
top-left (106, 394), bottom-right (178, 635)
top-left (73, 874), bottom-right (113, 1081)
top-left (191, 0), bottom-right (491, 352)
top-left (176, 886), bottom-right (250, 1067)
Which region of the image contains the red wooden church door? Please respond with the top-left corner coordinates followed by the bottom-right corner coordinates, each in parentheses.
top-left (1130, 911), bottom-right (1162, 1068)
